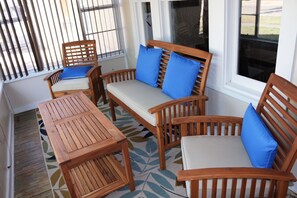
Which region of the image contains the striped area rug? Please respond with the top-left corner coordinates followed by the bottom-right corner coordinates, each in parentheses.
top-left (37, 99), bottom-right (187, 198)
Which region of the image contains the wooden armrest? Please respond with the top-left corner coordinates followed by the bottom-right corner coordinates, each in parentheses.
top-left (172, 115), bottom-right (243, 125)
top-left (101, 68), bottom-right (136, 78)
top-left (178, 168), bottom-right (295, 197)
top-left (148, 95), bottom-right (208, 114)
top-left (86, 65), bottom-right (101, 77)
top-left (101, 68), bottom-right (136, 84)
top-left (44, 69), bottom-right (63, 81)
top-left (177, 168), bottom-right (296, 182)
top-left (44, 69), bottom-right (63, 86)
top-left (172, 115), bottom-right (243, 136)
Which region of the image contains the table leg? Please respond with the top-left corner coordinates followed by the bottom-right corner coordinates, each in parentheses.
top-left (60, 165), bottom-right (77, 198)
top-left (122, 141), bottom-right (135, 191)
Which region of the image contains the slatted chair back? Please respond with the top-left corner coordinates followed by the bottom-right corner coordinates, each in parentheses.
top-left (147, 40), bottom-right (212, 96)
top-left (44, 39), bottom-right (107, 104)
top-left (256, 73), bottom-right (297, 173)
top-left (62, 40), bottom-right (98, 67)
top-left (179, 74), bottom-right (297, 173)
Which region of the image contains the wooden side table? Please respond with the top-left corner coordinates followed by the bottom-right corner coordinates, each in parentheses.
top-left (38, 92), bottom-right (134, 197)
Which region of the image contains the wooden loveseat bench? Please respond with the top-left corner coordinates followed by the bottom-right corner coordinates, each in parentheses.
top-left (102, 40), bottom-right (212, 170)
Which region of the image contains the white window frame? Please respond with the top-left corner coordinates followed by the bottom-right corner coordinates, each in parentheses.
top-left (130, 0), bottom-right (162, 52)
top-left (130, 0), bottom-right (187, 56)
top-left (224, 0), bottom-right (266, 103)
top-left (208, 0), bottom-right (297, 105)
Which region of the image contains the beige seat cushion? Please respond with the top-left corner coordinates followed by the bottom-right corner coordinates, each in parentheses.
top-left (107, 80), bottom-right (172, 126)
top-left (51, 78), bottom-right (89, 92)
top-left (181, 135), bottom-right (266, 197)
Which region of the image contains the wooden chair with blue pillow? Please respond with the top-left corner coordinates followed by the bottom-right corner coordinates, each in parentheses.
top-left (172, 73), bottom-right (297, 197)
top-left (44, 40), bottom-right (107, 105)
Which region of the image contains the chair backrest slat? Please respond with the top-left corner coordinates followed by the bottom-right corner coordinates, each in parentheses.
top-left (256, 73), bottom-right (297, 172)
top-left (147, 40), bottom-right (212, 96)
top-left (62, 40), bottom-right (98, 67)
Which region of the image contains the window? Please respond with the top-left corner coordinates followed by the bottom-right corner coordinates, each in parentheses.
top-left (212, 0), bottom-right (297, 105)
top-left (165, 0), bottom-right (208, 51)
top-left (238, 0), bottom-right (283, 82)
top-left (0, 0), bottom-right (123, 81)
top-left (79, 0), bottom-right (123, 57)
top-left (132, 0), bottom-right (209, 51)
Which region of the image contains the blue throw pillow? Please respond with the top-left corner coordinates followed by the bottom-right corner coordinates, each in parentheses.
top-left (162, 52), bottom-right (201, 99)
top-left (241, 103), bottom-right (278, 168)
top-left (59, 66), bottom-right (93, 80)
top-left (136, 45), bottom-right (163, 87)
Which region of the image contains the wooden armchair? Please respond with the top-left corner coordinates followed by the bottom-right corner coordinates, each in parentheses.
top-left (172, 74), bottom-right (297, 197)
top-left (44, 40), bottom-right (107, 105)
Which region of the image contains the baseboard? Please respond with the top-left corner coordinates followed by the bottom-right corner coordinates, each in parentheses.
top-left (13, 98), bottom-right (51, 114)
top-left (6, 112), bottom-right (14, 198)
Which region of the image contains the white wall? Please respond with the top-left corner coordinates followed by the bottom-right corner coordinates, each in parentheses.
top-left (0, 83), bottom-right (11, 137)
top-left (4, 73), bottom-right (52, 114)
top-left (0, 81), bottom-right (13, 198)
top-left (292, 37), bottom-right (297, 85)
top-left (122, 1), bottom-right (137, 68)
top-left (100, 55), bottom-right (128, 73)
top-left (206, 87), bottom-right (248, 117)
top-left (275, 0), bottom-right (297, 80)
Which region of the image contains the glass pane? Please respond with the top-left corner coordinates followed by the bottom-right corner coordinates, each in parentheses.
top-left (79, 0), bottom-right (121, 56)
top-left (167, 0), bottom-right (208, 51)
top-left (142, 2), bottom-right (153, 41)
top-left (238, 0), bottom-right (283, 82)
top-left (258, 1), bottom-right (282, 41)
top-left (240, 15), bottom-right (256, 36)
top-left (241, 0), bottom-right (257, 15)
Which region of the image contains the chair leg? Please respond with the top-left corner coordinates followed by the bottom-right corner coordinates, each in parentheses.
top-left (276, 181), bottom-right (289, 198)
top-left (98, 78), bottom-right (107, 104)
top-left (157, 126), bottom-right (166, 170)
top-left (109, 99), bottom-right (117, 121)
top-left (91, 94), bottom-right (97, 105)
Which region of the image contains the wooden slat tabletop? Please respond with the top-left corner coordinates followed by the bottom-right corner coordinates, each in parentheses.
top-left (38, 92), bottom-right (126, 165)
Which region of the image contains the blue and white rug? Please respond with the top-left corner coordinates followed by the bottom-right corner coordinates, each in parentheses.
top-left (37, 98), bottom-right (187, 198)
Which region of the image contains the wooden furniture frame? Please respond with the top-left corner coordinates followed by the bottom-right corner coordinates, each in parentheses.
top-left (45, 40), bottom-right (107, 105)
top-left (101, 40), bottom-right (212, 170)
top-left (173, 74), bottom-right (297, 197)
top-left (38, 92), bottom-right (134, 197)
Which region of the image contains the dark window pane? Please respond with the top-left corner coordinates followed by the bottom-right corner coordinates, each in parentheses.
top-left (169, 0), bottom-right (208, 51)
top-left (238, 0), bottom-right (283, 82)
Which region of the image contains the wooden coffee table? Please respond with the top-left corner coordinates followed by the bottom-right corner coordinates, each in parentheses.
top-left (38, 92), bottom-right (135, 197)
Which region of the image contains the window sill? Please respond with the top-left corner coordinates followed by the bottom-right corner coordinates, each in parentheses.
top-left (4, 53), bottom-right (126, 84)
top-left (4, 70), bottom-right (58, 84)
top-left (100, 53), bottom-right (125, 62)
